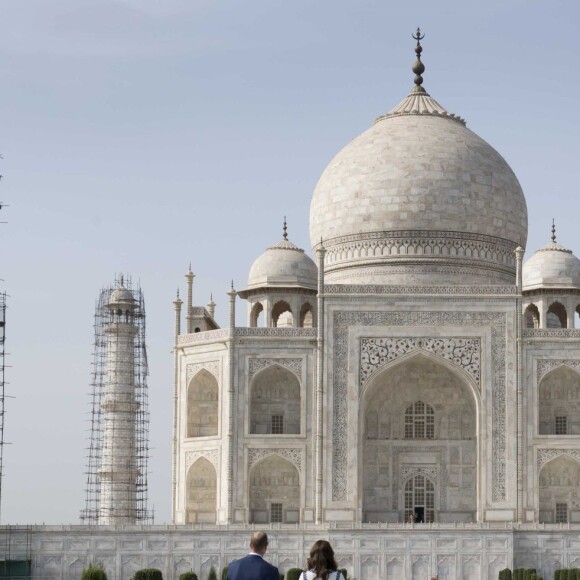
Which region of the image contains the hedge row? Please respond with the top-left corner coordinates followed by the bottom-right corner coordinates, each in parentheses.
top-left (554, 570), bottom-right (580, 580)
top-left (499, 568), bottom-right (543, 580)
top-left (82, 563), bottom-right (347, 580)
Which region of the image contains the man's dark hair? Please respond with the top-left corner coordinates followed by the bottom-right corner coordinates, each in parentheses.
top-left (250, 531), bottom-right (269, 552)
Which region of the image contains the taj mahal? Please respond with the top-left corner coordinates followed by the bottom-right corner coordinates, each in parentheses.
top-left (6, 31), bottom-right (580, 580)
top-left (173, 31), bottom-right (580, 530)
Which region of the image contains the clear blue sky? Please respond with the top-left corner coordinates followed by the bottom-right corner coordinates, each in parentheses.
top-left (1, 0), bottom-right (579, 524)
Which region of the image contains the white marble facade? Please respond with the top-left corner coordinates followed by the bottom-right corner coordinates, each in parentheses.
top-left (172, 55), bottom-right (580, 530)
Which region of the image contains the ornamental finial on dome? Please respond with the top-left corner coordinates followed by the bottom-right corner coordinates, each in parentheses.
top-left (283, 216), bottom-right (288, 240)
top-left (551, 218), bottom-right (556, 243)
top-left (412, 27), bottom-right (426, 88)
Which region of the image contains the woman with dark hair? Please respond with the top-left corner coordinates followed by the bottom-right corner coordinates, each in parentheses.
top-left (301, 540), bottom-right (346, 580)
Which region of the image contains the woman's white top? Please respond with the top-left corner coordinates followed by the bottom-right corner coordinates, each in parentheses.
top-left (301, 571), bottom-right (345, 580)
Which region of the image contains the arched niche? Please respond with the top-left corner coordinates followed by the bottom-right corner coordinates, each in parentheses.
top-left (250, 302), bottom-right (264, 327)
top-left (547, 301), bottom-right (567, 328)
top-left (539, 456), bottom-right (580, 523)
top-left (524, 303), bottom-right (540, 329)
top-left (187, 370), bottom-right (219, 438)
top-left (300, 302), bottom-right (314, 328)
top-left (538, 365), bottom-right (580, 435)
top-left (249, 454), bottom-right (300, 524)
top-left (362, 353), bottom-right (477, 523)
top-left (272, 300), bottom-right (293, 327)
top-left (186, 457), bottom-right (217, 523)
top-left (250, 365), bottom-right (300, 434)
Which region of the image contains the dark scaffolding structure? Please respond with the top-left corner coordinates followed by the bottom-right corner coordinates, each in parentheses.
top-left (80, 275), bottom-right (153, 524)
top-left (0, 291), bottom-right (6, 525)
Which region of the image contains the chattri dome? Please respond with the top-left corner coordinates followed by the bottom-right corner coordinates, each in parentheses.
top-left (309, 34), bottom-right (528, 285)
top-left (245, 224), bottom-right (317, 291)
top-left (523, 232), bottom-right (580, 291)
top-left (109, 278), bottom-right (135, 305)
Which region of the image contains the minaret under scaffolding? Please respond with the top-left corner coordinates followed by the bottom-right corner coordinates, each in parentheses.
top-left (81, 276), bottom-right (152, 525)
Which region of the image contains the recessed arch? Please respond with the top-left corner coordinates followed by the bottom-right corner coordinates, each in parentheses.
top-left (361, 352), bottom-right (478, 523)
top-left (186, 457), bottom-right (217, 523)
top-left (547, 301), bottom-right (567, 328)
top-left (538, 365), bottom-right (580, 435)
top-left (249, 454), bottom-right (300, 523)
top-left (524, 303), bottom-right (540, 329)
top-left (299, 302), bottom-right (314, 328)
top-left (187, 369), bottom-right (219, 438)
top-left (538, 455), bottom-right (580, 523)
top-left (250, 364), bottom-right (300, 434)
top-left (272, 300), bottom-right (293, 327)
top-left (250, 302), bottom-right (264, 327)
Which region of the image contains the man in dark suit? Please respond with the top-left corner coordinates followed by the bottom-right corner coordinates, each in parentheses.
top-left (226, 531), bottom-right (279, 580)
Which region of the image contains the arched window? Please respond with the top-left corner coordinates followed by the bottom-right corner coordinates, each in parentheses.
top-left (547, 302), bottom-right (567, 328)
top-left (250, 365), bottom-right (300, 434)
top-left (524, 304), bottom-right (540, 329)
top-left (539, 456), bottom-right (580, 523)
top-left (404, 474), bottom-right (435, 523)
top-left (249, 455), bottom-right (300, 524)
top-left (186, 457), bottom-right (217, 523)
top-left (575, 304), bottom-right (580, 329)
top-left (272, 301), bottom-right (293, 327)
top-left (404, 401), bottom-right (435, 439)
top-left (300, 303), bottom-right (314, 328)
top-left (538, 365), bottom-right (580, 434)
top-left (250, 302), bottom-right (264, 327)
top-left (187, 370), bottom-right (219, 437)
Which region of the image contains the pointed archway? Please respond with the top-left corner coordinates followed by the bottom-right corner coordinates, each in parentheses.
top-left (361, 352), bottom-right (478, 523)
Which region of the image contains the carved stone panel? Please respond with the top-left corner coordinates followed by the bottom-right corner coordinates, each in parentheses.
top-left (332, 310), bottom-right (506, 502)
top-left (248, 358), bottom-right (302, 382)
top-left (360, 337), bottom-right (481, 387)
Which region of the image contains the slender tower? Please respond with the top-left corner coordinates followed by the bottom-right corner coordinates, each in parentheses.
top-left (81, 276), bottom-right (152, 524)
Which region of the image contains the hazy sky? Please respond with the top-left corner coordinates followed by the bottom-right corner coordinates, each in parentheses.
top-left (2, 0), bottom-right (579, 524)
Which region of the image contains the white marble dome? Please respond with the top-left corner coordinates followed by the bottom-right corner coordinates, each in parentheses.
top-left (309, 85), bottom-right (528, 285)
top-left (109, 286), bottom-right (134, 305)
top-left (523, 240), bottom-right (580, 291)
top-left (247, 238), bottom-right (317, 290)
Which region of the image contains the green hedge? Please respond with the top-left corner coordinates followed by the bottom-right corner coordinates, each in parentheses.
top-left (221, 566), bottom-right (228, 580)
top-left (339, 568), bottom-right (347, 579)
top-left (81, 563), bottom-right (108, 580)
top-left (178, 573), bottom-right (198, 580)
top-left (133, 569), bottom-right (163, 580)
top-left (286, 569), bottom-right (303, 580)
top-left (208, 567), bottom-right (217, 580)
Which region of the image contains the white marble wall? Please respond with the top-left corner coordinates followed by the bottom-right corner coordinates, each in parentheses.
top-left (7, 524), bottom-right (580, 580)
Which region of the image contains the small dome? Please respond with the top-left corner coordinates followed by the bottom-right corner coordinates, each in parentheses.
top-left (246, 237), bottom-right (317, 291)
top-left (109, 286), bottom-right (135, 305)
top-left (523, 240), bottom-right (580, 290)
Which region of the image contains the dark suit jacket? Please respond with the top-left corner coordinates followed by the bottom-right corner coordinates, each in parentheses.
top-left (226, 553), bottom-right (279, 580)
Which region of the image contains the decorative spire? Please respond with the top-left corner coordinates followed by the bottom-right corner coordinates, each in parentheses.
top-left (283, 216), bottom-right (288, 240)
top-left (119, 273), bottom-right (125, 287)
top-left (412, 27), bottom-right (426, 88)
top-left (551, 219), bottom-right (556, 243)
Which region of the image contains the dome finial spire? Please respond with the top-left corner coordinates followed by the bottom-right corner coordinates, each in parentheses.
top-left (412, 27), bottom-right (426, 88)
top-left (283, 216), bottom-right (288, 240)
top-left (551, 218), bottom-right (557, 243)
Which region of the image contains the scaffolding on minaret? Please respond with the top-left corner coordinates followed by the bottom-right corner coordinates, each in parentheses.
top-left (81, 275), bottom-right (153, 524)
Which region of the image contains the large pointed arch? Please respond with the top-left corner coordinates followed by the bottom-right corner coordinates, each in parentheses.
top-left (360, 351), bottom-right (479, 523)
top-left (538, 365), bottom-right (580, 435)
top-left (538, 455), bottom-right (580, 523)
top-left (185, 457), bottom-right (217, 523)
top-left (249, 364), bottom-right (301, 434)
top-left (248, 454), bottom-right (300, 523)
top-left (187, 369), bottom-right (219, 438)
